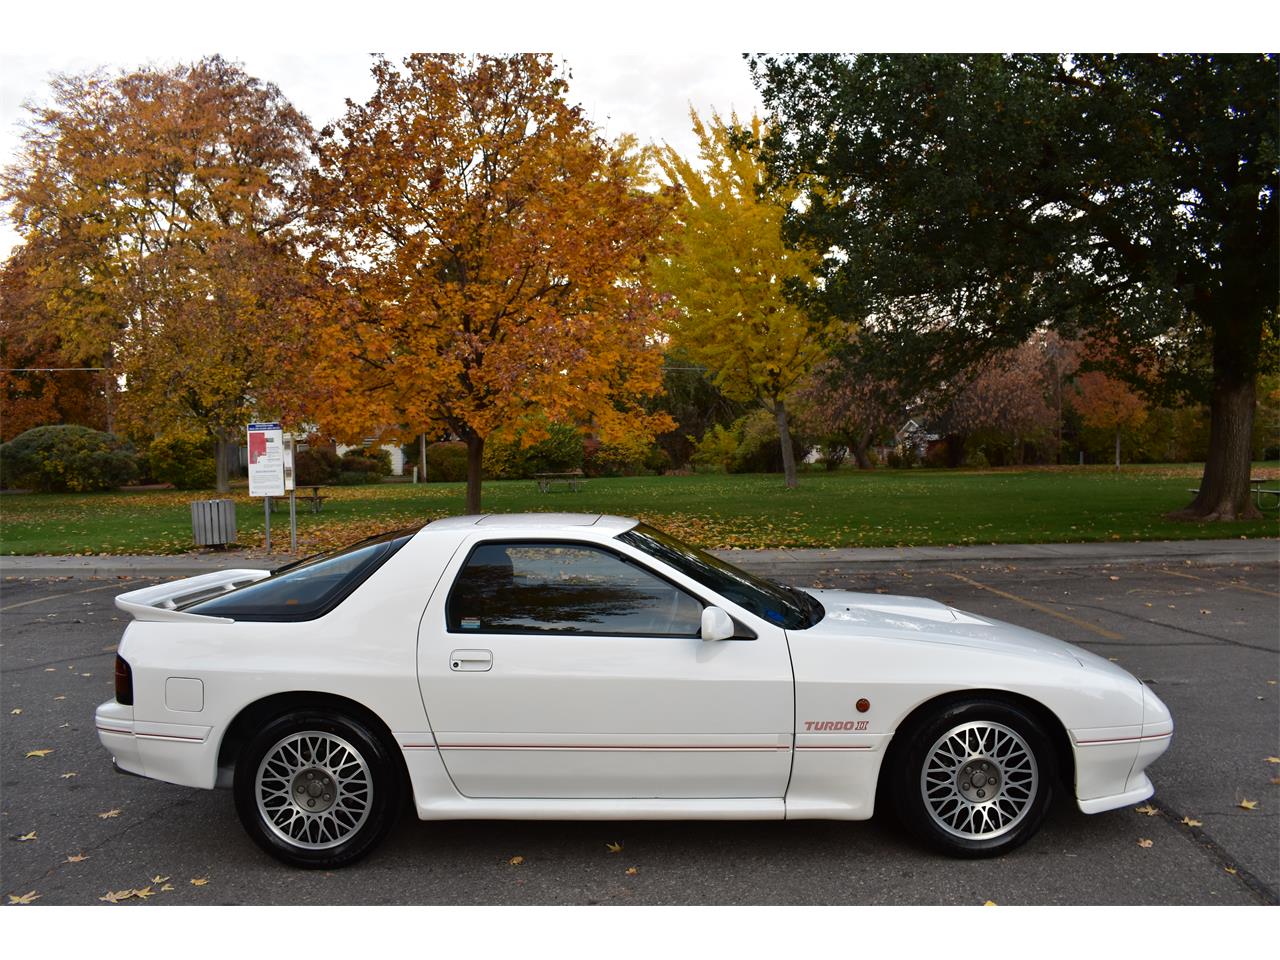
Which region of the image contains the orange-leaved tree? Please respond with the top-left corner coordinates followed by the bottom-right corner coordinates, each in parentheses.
top-left (1074, 370), bottom-right (1148, 470)
top-left (2, 57), bottom-right (313, 491)
top-left (307, 54), bottom-right (675, 512)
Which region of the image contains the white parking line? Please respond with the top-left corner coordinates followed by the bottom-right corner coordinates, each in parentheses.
top-left (0, 583), bottom-right (119, 613)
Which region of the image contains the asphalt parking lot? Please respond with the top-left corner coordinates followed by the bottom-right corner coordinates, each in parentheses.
top-left (1, 552), bottom-right (1276, 906)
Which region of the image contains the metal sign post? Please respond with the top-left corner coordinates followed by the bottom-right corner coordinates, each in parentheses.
top-left (247, 422), bottom-right (286, 555)
top-left (285, 434), bottom-right (297, 555)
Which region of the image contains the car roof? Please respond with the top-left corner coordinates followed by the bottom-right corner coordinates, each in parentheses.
top-left (423, 513), bottom-right (639, 535)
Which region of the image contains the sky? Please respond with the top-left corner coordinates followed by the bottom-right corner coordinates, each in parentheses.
top-left (3, 0), bottom-right (1274, 261)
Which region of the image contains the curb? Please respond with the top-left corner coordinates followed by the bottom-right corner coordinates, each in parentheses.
top-left (1, 538), bottom-right (1275, 580)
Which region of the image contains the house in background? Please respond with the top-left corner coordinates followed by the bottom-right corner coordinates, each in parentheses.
top-left (331, 438), bottom-right (407, 476)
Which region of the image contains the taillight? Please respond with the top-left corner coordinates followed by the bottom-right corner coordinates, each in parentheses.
top-left (114, 656), bottom-right (133, 705)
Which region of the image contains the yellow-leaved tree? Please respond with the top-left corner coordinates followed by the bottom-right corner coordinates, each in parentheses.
top-left (654, 110), bottom-right (835, 488)
top-left (2, 57), bottom-right (314, 491)
top-left (307, 54), bottom-right (675, 512)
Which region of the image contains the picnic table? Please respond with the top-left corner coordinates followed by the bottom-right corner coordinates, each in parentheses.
top-left (269, 486), bottom-right (330, 513)
top-left (534, 470), bottom-right (586, 493)
top-left (1185, 477), bottom-right (1279, 510)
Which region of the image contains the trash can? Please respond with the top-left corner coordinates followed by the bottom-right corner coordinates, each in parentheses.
top-left (191, 499), bottom-right (237, 547)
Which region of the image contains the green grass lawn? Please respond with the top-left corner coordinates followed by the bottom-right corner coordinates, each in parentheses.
top-left (1, 464), bottom-right (1276, 556)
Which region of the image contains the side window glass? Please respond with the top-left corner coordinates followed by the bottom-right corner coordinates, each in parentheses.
top-left (446, 542), bottom-right (702, 636)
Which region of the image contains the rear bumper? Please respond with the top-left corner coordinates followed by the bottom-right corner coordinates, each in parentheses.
top-left (95, 699), bottom-right (217, 789)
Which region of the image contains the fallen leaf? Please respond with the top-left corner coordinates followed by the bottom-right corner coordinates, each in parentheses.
top-left (1271, 777), bottom-right (1280, 785)
top-left (131, 886), bottom-right (155, 900)
top-left (44, 668), bottom-right (55, 673)
top-left (97, 809), bottom-right (121, 819)
top-left (160, 884), bottom-right (174, 892)
top-left (1108, 575), bottom-right (1120, 581)
top-left (508, 856), bottom-right (524, 866)
top-left (1225, 867), bottom-right (1238, 875)
top-left (53, 696), bottom-right (65, 702)
top-left (605, 841), bottom-right (623, 854)
top-left (16, 831), bottom-right (36, 842)
top-left (983, 900), bottom-right (997, 906)
top-left (1238, 798), bottom-right (1258, 810)
top-left (625, 866), bottom-right (638, 876)
top-left (1135, 803), bottom-right (1159, 816)
top-left (25, 749), bottom-right (53, 759)
top-left (9, 708), bottom-right (21, 715)
top-left (1137, 838), bottom-right (1153, 848)
top-left (7, 891), bottom-right (40, 905)
top-left (1266, 757), bottom-right (1280, 764)
top-left (1199, 609), bottom-right (1211, 615)
top-left (99, 889), bottom-right (134, 903)
top-left (189, 877), bottom-right (209, 887)
top-left (1180, 817), bottom-right (1203, 827)
top-left (150, 875), bottom-right (169, 884)
top-left (60, 772), bottom-right (77, 779)
top-left (66, 853), bottom-right (89, 863)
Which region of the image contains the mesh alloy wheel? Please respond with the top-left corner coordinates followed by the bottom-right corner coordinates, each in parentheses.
top-left (891, 699), bottom-right (1056, 858)
top-left (234, 709), bottom-right (400, 869)
top-left (919, 720), bottom-right (1039, 841)
top-left (254, 731), bottom-right (373, 850)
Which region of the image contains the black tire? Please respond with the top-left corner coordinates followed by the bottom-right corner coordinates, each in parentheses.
top-left (890, 698), bottom-right (1056, 858)
top-left (233, 708), bottom-right (401, 869)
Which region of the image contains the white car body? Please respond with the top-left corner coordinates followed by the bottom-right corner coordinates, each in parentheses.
top-left (96, 513), bottom-right (1171, 846)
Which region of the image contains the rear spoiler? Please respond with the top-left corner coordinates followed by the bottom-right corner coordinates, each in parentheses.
top-left (115, 568), bottom-right (270, 623)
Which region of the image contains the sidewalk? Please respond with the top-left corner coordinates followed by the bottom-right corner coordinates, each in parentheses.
top-left (1, 538), bottom-right (1275, 580)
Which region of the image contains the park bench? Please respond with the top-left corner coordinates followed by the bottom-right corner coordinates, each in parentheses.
top-left (534, 470), bottom-right (586, 493)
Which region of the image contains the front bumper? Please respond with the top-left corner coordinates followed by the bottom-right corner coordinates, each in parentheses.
top-left (1072, 682), bottom-right (1173, 814)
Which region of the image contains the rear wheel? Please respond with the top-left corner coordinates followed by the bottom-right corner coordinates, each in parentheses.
top-left (892, 699), bottom-right (1055, 857)
top-left (234, 709), bottom-right (400, 869)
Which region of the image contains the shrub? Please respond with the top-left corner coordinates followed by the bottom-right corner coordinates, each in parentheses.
top-left (342, 446), bottom-right (392, 476)
top-left (0, 424), bottom-right (138, 492)
top-left (145, 434), bottom-right (216, 489)
top-left (426, 441), bottom-right (469, 482)
top-left (886, 444), bottom-right (920, 469)
top-left (294, 448), bottom-right (342, 485)
top-left (690, 424), bottom-right (738, 471)
top-left (336, 469), bottom-right (379, 486)
top-left (726, 410), bottom-right (808, 474)
top-left (483, 422), bottom-right (584, 479)
top-left (923, 441), bottom-right (951, 469)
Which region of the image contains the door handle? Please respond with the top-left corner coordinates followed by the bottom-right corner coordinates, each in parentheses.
top-left (449, 649), bottom-right (492, 672)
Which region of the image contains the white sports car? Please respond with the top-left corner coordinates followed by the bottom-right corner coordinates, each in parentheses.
top-left (97, 513), bottom-right (1172, 868)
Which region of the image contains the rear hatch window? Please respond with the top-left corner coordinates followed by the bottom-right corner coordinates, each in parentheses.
top-left (182, 529), bottom-right (415, 621)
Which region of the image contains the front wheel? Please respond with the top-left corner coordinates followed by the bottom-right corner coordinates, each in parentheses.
top-left (233, 709), bottom-right (400, 869)
top-left (891, 700), bottom-right (1056, 858)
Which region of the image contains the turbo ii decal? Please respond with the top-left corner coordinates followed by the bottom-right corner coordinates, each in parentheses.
top-left (804, 720), bottom-right (870, 732)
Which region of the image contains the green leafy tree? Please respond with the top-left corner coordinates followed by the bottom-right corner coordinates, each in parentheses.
top-left (655, 110), bottom-right (835, 488)
top-left (752, 53), bottom-right (1279, 518)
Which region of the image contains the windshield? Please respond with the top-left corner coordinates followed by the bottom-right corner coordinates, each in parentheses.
top-left (183, 528), bottom-right (416, 621)
top-left (616, 523), bottom-right (823, 630)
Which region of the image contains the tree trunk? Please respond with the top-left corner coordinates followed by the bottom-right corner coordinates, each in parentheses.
top-left (1113, 427), bottom-right (1120, 472)
top-left (852, 430), bottom-right (874, 470)
top-left (1171, 372), bottom-right (1260, 520)
top-left (419, 432), bottom-right (428, 481)
top-left (214, 429), bottom-right (234, 494)
top-left (465, 432), bottom-right (484, 514)
top-left (773, 399), bottom-right (798, 489)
